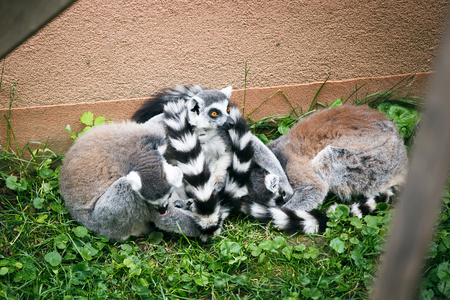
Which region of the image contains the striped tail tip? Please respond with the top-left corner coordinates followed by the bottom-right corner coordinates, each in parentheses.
top-left (242, 200), bottom-right (328, 234)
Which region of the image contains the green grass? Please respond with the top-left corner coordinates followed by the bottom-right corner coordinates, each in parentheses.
top-left (1, 73), bottom-right (449, 299)
top-left (0, 174), bottom-right (398, 300)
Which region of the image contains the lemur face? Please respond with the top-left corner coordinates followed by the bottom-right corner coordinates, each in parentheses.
top-left (147, 191), bottom-right (171, 215)
top-left (187, 86), bottom-right (235, 130)
top-left (203, 100), bottom-right (235, 130)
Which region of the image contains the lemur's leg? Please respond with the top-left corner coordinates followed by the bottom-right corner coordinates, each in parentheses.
top-left (124, 139), bottom-right (183, 213)
top-left (252, 135), bottom-right (294, 199)
top-left (282, 156), bottom-right (329, 212)
top-left (88, 175), bottom-right (155, 241)
top-left (312, 145), bottom-right (406, 200)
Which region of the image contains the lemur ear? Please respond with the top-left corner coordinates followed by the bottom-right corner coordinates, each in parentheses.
top-left (188, 96), bottom-right (204, 114)
top-left (221, 86), bottom-right (233, 98)
top-left (264, 173), bottom-right (280, 194)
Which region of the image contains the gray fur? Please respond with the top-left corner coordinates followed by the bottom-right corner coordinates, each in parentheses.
top-left (251, 135), bottom-right (294, 199)
top-left (195, 90), bottom-right (229, 107)
top-left (60, 118), bottom-right (202, 240)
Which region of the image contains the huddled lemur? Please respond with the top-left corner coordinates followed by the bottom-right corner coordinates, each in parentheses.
top-left (60, 85), bottom-right (292, 241)
top-left (240, 105), bottom-right (408, 234)
top-left (59, 116), bottom-right (206, 241)
top-left (132, 85), bottom-right (292, 201)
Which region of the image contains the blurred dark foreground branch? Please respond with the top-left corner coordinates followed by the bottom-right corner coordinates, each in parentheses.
top-left (370, 13), bottom-right (450, 300)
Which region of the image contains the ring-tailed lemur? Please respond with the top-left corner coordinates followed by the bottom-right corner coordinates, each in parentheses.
top-left (240, 105), bottom-right (408, 234)
top-left (60, 116), bottom-right (205, 241)
top-left (160, 99), bottom-right (257, 240)
top-left (59, 85), bottom-right (290, 242)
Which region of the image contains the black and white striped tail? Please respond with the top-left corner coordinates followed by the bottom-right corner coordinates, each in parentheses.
top-left (240, 187), bottom-right (399, 234)
top-left (162, 101), bottom-right (223, 239)
top-left (133, 85), bottom-right (205, 123)
top-left (328, 186), bottom-right (399, 218)
top-left (241, 198), bottom-right (328, 234)
top-left (215, 105), bottom-right (327, 233)
top-left (220, 106), bottom-right (255, 211)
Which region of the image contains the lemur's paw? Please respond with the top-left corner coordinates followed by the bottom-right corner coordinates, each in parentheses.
top-left (173, 199), bottom-right (186, 209)
top-left (265, 173), bottom-right (280, 194)
top-left (199, 226), bottom-right (222, 242)
top-left (127, 171), bottom-right (142, 191)
top-left (279, 179), bottom-right (294, 200)
top-left (185, 199), bottom-right (194, 209)
top-left (164, 162), bottom-right (184, 187)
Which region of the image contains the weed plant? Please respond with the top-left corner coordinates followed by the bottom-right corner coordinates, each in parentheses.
top-left (1, 72), bottom-right (448, 299)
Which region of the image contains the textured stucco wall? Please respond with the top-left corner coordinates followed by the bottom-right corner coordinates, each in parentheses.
top-left (0, 72), bottom-right (432, 154)
top-left (0, 0), bottom-right (448, 108)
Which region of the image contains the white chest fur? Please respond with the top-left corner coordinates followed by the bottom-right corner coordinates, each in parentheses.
top-left (198, 129), bottom-right (228, 164)
top-left (198, 129), bottom-right (231, 188)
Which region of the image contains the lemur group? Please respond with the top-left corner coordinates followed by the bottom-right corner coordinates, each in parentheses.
top-left (60, 85), bottom-right (407, 241)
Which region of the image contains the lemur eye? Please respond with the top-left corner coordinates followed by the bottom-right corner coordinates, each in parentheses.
top-left (227, 106), bottom-right (231, 113)
top-left (211, 111), bottom-right (218, 117)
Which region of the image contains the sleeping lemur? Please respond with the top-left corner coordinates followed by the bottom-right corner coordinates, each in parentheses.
top-left (241, 105), bottom-right (408, 234)
top-left (59, 115), bottom-right (205, 240)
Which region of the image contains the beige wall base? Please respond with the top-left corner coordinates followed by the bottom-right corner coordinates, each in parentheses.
top-left (0, 73), bottom-right (431, 155)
